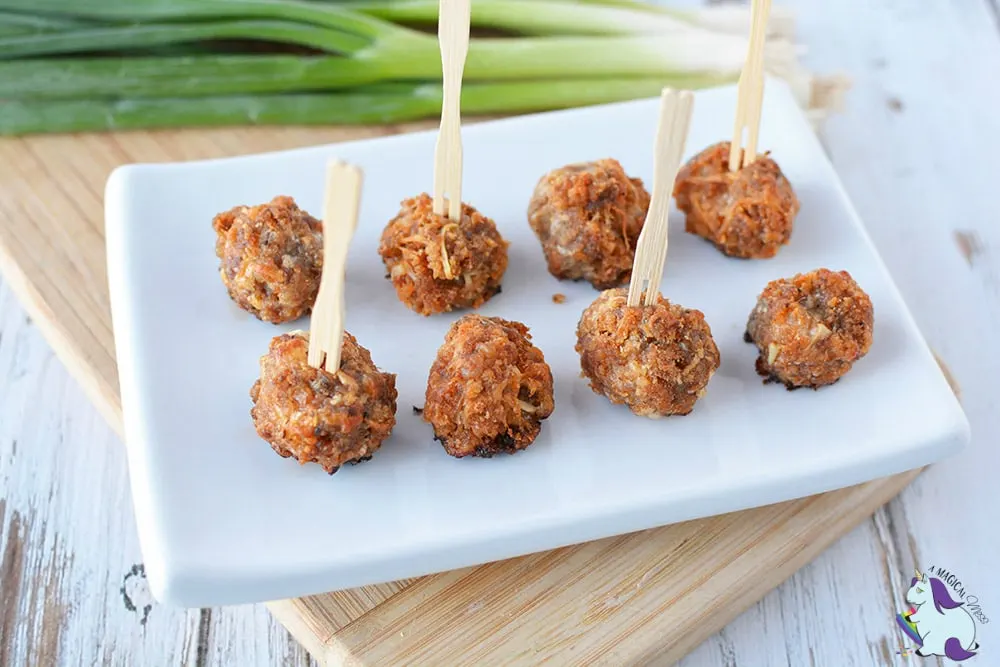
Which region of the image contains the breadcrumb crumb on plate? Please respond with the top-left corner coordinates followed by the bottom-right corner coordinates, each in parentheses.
top-left (106, 78), bottom-right (968, 608)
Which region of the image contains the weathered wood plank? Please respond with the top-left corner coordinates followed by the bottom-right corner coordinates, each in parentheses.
top-left (682, 0), bottom-right (1000, 663)
top-left (0, 282), bottom-right (313, 666)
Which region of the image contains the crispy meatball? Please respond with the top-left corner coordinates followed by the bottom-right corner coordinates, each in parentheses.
top-left (527, 159), bottom-right (651, 289)
top-left (423, 315), bottom-right (555, 458)
top-left (212, 195), bottom-right (323, 323)
top-left (745, 268), bottom-right (874, 389)
top-left (576, 288), bottom-right (720, 417)
top-left (673, 142), bottom-right (800, 259)
top-left (378, 193), bottom-right (509, 316)
top-left (250, 331), bottom-right (397, 474)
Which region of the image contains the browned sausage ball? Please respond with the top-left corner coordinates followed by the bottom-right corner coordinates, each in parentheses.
top-left (673, 142), bottom-right (800, 259)
top-left (212, 195), bottom-right (323, 323)
top-left (250, 331), bottom-right (397, 474)
top-left (527, 159), bottom-right (651, 289)
top-left (745, 268), bottom-right (874, 389)
top-left (378, 193), bottom-right (509, 316)
top-left (576, 288), bottom-right (720, 417)
top-left (423, 315), bottom-right (555, 458)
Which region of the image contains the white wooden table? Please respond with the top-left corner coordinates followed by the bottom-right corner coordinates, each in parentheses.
top-left (2, 0), bottom-right (998, 664)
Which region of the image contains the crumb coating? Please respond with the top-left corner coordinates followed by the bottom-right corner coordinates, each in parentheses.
top-left (213, 195), bottom-right (323, 323)
top-left (250, 331), bottom-right (397, 473)
top-left (674, 142), bottom-right (799, 259)
top-left (746, 268), bottom-right (874, 388)
top-left (528, 159), bottom-right (650, 289)
top-left (576, 288), bottom-right (720, 417)
top-left (379, 194), bottom-right (508, 316)
top-left (424, 315), bottom-right (555, 458)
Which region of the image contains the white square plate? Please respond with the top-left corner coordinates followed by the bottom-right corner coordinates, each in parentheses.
top-left (106, 81), bottom-right (970, 608)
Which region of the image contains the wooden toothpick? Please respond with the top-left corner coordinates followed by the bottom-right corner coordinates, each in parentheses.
top-left (432, 0), bottom-right (471, 222)
top-left (308, 160), bottom-right (363, 373)
top-left (728, 0), bottom-right (772, 172)
top-left (626, 88), bottom-right (694, 308)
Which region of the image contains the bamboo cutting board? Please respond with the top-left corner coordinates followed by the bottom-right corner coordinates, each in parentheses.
top-left (0, 126), bottom-right (922, 666)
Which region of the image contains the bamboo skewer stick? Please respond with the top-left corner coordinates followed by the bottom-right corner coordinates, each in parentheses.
top-left (626, 87), bottom-right (694, 308)
top-left (308, 160), bottom-right (363, 373)
top-left (728, 0), bottom-right (772, 172)
top-left (742, 0), bottom-right (770, 165)
top-left (432, 0), bottom-right (471, 221)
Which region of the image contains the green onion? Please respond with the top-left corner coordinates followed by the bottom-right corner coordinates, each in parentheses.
top-left (0, 56), bottom-right (379, 99)
top-left (344, 0), bottom-right (794, 38)
top-left (0, 0), bottom-right (393, 39)
top-left (346, 0), bottom-right (700, 36)
top-left (0, 30), bottom-right (789, 99)
top-left (0, 77), bottom-right (734, 135)
top-left (0, 0), bottom-right (838, 136)
top-left (0, 20), bottom-right (373, 58)
top-left (0, 10), bottom-right (88, 36)
top-left (546, 0), bottom-right (796, 37)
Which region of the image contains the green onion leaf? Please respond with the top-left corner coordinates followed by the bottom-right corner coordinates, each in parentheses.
top-left (0, 30), bottom-right (794, 98)
top-left (0, 77), bottom-right (733, 135)
top-left (0, 20), bottom-right (372, 58)
top-left (0, 55), bottom-right (378, 99)
top-left (0, 0), bottom-right (391, 37)
top-left (0, 10), bottom-right (90, 36)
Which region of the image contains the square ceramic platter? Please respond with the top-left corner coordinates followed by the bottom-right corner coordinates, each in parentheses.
top-left (106, 80), bottom-right (970, 608)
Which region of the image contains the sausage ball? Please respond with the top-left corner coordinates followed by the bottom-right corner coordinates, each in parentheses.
top-left (745, 268), bottom-right (874, 389)
top-left (212, 195), bottom-right (323, 323)
top-left (423, 315), bottom-right (555, 458)
top-left (576, 287), bottom-right (720, 417)
top-left (673, 141), bottom-right (800, 259)
top-left (250, 330), bottom-right (397, 474)
top-left (528, 159), bottom-right (651, 289)
top-left (378, 193), bottom-right (509, 316)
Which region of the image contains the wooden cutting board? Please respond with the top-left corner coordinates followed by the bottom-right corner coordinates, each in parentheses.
top-left (0, 126), bottom-right (922, 666)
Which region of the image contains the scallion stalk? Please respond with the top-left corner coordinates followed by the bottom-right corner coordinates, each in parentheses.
top-left (0, 10), bottom-right (88, 36)
top-left (0, 5), bottom-right (786, 90)
top-left (0, 0), bottom-right (835, 135)
top-left (0, 77), bottom-right (731, 135)
top-left (0, 20), bottom-right (372, 58)
top-left (551, 0), bottom-right (796, 38)
top-left (343, 0), bottom-right (794, 39)
top-left (345, 0), bottom-right (699, 36)
top-left (0, 30), bottom-right (794, 100)
top-left (0, 55), bottom-right (378, 99)
top-left (0, 0), bottom-right (393, 39)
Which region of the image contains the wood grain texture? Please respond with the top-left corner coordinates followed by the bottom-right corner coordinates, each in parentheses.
top-left (679, 0), bottom-right (1000, 663)
top-left (321, 474), bottom-right (920, 666)
top-left (2, 0), bottom-right (1000, 663)
top-left (0, 284), bottom-right (207, 667)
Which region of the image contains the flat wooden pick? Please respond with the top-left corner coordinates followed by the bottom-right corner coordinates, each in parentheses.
top-left (729, 0), bottom-right (772, 171)
top-left (308, 160), bottom-right (363, 373)
top-left (627, 88), bottom-right (694, 308)
top-left (432, 0), bottom-right (471, 221)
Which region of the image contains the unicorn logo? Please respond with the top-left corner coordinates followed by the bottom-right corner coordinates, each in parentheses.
top-left (897, 569), bottom-right (980, 661)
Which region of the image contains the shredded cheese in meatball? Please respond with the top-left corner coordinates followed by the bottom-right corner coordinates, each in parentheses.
top-left (379, 194), bottom-right (508, 315)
